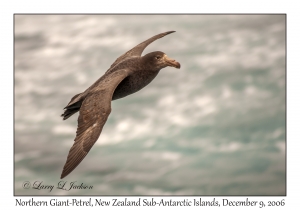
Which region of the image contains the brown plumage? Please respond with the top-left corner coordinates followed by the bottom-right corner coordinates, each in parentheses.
top-left (60, 31), bottom-right (180, 179)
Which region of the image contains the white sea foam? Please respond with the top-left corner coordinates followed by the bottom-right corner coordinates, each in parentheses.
top-left (52, 124), bottom-right (75, 135)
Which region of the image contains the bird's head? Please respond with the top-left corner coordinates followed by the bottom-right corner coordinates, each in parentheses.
top-left (143, 51), bottom-right (180, 71)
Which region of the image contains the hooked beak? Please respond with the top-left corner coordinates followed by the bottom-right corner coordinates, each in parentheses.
top-left (164, 55), bottom-right (181, 69)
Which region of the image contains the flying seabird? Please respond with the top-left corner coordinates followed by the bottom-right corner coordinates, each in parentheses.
top-left (60, 31), bottom-right (180, 179)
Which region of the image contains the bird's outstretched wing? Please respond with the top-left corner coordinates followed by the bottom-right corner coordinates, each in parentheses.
top-left (110, 31), bottom-right (175, 68)
top-left (60, 68), bottom-right (132, 179)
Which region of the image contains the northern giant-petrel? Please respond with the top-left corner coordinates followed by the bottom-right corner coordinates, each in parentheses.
top-left (60, 31), bottom-right (180, 178)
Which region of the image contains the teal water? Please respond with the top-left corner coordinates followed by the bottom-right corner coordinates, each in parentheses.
top-left (14, 15), bottom-right (285, 195)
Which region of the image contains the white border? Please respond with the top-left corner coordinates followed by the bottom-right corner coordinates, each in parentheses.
top-left (2, 0), bottom-right (298, 209)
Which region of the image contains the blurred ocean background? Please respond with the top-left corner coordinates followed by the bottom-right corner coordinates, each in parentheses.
top-left (14, 15), bottom-right (285, 195)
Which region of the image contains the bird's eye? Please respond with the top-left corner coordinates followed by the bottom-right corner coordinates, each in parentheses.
top-left (156, 56), bottom-right (160, 60)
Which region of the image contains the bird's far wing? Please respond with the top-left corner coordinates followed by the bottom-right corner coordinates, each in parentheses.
top-left (110, 31), bottom-right (176, 68)
top-left (60, 68), bottom-right (132, 179)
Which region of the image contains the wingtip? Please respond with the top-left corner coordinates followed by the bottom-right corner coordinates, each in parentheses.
top-left (166, 31), bottom-right (176, 34)
top-left (60, 171), bottom-right (67, 179)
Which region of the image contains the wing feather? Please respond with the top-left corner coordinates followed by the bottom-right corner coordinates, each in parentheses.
top-left (110, 31), bottom-right (175, 68)
top-left (60, 69), bottom-right (132, 179)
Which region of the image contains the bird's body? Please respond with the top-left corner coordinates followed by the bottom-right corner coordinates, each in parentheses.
top-left (111, 56), bottom-right (163, 100)
top-left (60, 31), bottom-right (180, 179)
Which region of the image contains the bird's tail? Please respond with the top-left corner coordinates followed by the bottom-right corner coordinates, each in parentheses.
top-left (61, 100), bottom-right (83, 120)
top-left (61, 108), bottom-right (79, 120)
